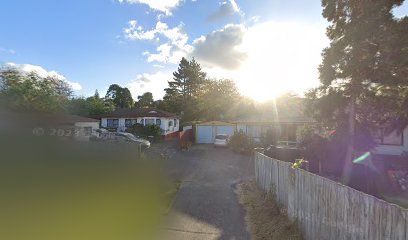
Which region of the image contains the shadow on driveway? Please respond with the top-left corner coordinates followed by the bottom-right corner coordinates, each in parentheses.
top-left (160, 144), bottom-right (254, 240)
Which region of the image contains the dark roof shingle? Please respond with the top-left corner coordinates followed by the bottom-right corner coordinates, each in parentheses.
top-left (101, 107), bottom-right (178, 118)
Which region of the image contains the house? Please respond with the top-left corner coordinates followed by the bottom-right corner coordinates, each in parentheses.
top-left (0, 110), bottom-right (100, 141)
top-left (195, 121), bottom-right (236, 144)
top-left (235, 116), bottom-right (316, 145)
top-left (372, 125), bottom-right (408, 156)
top-left (100, 107), bottom-right (180, 138)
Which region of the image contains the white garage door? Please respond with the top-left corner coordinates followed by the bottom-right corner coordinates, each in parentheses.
top-left (197, 126), bottom-right (214, 143)
top-left (197, 125), bottom-right (236, 144)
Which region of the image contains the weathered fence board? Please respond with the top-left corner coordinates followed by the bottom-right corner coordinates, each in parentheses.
top-left (254, 152), bottom-right (408, 240)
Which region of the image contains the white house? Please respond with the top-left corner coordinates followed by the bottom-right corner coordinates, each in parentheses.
top-left (235, 116), bottom-right (316, 144)
top-left (100, 108), bottom-right (180, 138)
top-left (373, 126), bottom-right (408, 156)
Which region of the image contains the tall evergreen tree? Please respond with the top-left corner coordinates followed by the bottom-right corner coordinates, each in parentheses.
top-left (164, 57), bottom-right (206, 121)
top-left (313, 0), bottom-right (406, 181)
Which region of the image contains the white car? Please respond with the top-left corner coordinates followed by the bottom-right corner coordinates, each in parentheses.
top-left (214, 134), bottom-right (228, 148)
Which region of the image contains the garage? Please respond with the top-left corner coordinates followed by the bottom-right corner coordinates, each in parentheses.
top-left (196, 121), bottom-right (236, 144)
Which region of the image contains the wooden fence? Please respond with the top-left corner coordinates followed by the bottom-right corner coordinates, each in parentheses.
top-left (254, 152), bottom-right (408, 240)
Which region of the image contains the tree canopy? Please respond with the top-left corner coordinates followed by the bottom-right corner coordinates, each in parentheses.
top-left (305, 0), bottom-right (408, 181)
top-left (135, 92), bottom-right (154, 108)
top-left (0, 68), bottom-right (73, 112)
top-left (105, 84), bottom-right (133, 109)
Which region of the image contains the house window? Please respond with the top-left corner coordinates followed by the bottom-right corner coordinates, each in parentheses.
top-left (145, 119), bottom-right (155, 125)
top-left (107, 119), bottom-right (119, 128)
top-left (156, 119), bottom-right (161, 126)
top-left (174, 119), bottom-right (177, 127)
top-left (374, 128), bottom-right (403, 146)
top-left (125, 119), bottom-right (137, 127)
top-left (168, 121), bottom-right (173, 127)
top-left (140, 119), bottom-right (144, 125)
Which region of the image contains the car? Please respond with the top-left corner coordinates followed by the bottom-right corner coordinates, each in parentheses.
top-left (114, 132), bottom-right (151, 149)
top-left (94, 130), bottom-right (151, 149)
top-left (214, 134), bottom-right (229, 148)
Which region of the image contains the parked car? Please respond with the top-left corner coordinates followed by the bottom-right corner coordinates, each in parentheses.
top-left (115, 132), bottom-right (151, 149)
top-left (94, 130), bottom-right (150, 149)
top-left (214, 134), bottom-right (229, 148)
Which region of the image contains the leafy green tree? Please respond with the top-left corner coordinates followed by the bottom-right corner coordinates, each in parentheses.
top-left (135, 92), bottom-right (154, 108)
top-left (105, 84), bottom-right (133, 109)
top-left (310, 0), bottom-right (407, 181)
top-left (199, 79), bottom-right (240, 121)
top-left (0, 68), bottom-right (72, 112)
top-left (69, 90), bottom-right (115, 118)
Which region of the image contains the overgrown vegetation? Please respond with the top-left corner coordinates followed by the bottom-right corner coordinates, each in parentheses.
top-left (126, 124), bottom-right (162, 139)
top-left (229, 131), bottom-right (256, 155)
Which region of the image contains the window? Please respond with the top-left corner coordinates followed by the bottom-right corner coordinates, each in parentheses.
top-left (168, 121), bottom-right (173, 127)
top-left (145, 119), bottom-right (155, 125)
top-left (156, 119), bottom-right (161, 125)
top-left (107, 119), bottom-right (119, 128)
top-left (174, 119), bottom-right (177, 127)
top-left (140, 119), bottom-right (144, 125)
top-left (374, 128), bottom-right (403, 146)
top-left (125, 119), bottom-right (137, 127)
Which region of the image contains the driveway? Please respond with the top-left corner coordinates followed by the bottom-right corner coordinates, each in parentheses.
top-left (159, 144), bottom-right (254, 240)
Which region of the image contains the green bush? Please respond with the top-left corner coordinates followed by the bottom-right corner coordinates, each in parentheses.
top-left (229, 130), bottom-right (255, 155)
top-left (126, 124), bottom-right (162, 139)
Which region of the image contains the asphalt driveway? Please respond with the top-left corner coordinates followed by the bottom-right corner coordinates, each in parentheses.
top-left (160, 144), bottom-right (254, 240)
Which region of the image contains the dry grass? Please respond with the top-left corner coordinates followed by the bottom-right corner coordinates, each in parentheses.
top-left (236, 180), bottom-right (303, 240)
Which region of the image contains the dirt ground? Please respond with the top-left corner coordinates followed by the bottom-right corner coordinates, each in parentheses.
top-left (236, 180), bottom-right (303, 240)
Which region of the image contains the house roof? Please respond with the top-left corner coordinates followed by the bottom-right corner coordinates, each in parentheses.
top-left (234, 116), bottom-right (315, 124)
top-left (101, 107), bottom-right (178, 118)
top-left (51, 114), bottom-right (99, 124)
top-left (196, 121), bottom-right (236, 126)
top-left (0, 110), bottom-right (99, 127)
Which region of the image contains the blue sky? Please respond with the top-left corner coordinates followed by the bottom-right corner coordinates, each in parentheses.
top-left (1, 0), bottom-right (407, 101)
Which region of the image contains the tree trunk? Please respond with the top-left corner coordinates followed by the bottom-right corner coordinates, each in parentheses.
top-left (343, 95), bottom-right (356, 183)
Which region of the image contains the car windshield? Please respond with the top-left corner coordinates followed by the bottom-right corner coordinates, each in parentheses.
top-left (215, 135), bottom-right (227, 140)
top-left (120, 133), bottom-right (139, 141)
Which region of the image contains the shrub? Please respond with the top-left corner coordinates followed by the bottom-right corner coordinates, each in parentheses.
top-left (126, 124), bottom-right (162, 139)
top-left (229, 130), bottom-right (255, 155)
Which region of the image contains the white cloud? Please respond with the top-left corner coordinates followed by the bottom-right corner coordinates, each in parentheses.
top-left (208, 0), bottom-right (242, 22)
top-left (127, 71), bottom-right (172, 99)
top-left (124, 20), bottom-right (192, 64)
top-left (4, 63), bottom-right (82, 91)
top-left (190, 24), bottom-right (247, 69)
top-left (116, 0), bottom-right (182, 15)
top-left (125, 19), bottom-right (328, 101)
top-left (199, 21), bottom-right (329, 101)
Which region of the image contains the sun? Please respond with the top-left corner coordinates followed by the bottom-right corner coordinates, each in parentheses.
top-left (233, 21), bottom-right (328, 102)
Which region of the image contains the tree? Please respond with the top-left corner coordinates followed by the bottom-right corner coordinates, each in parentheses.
top-left (311, 0), bottom-right (406, 182)
top-left (105, 84), bottom-right (133, 109)
top-left (69, 90), bottom-right (115, 118)
top-left (135, 92), bottom-right (154, 108)
top-left (0, 68), bottom-right (72, 112)
top-left (199, 79), bottom-right (240, 121)
top-left (164, 57), bottom-right (206, 122)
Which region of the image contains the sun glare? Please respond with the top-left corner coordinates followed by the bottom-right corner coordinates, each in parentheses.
top-left (235, 21), bottom-right (328, 102)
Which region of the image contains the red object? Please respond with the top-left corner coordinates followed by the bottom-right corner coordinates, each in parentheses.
top-left (163, 131), bottom-right (180, 141)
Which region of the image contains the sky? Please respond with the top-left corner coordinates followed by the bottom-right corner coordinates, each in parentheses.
top-left (0, 0), bottom-right (407, 102)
